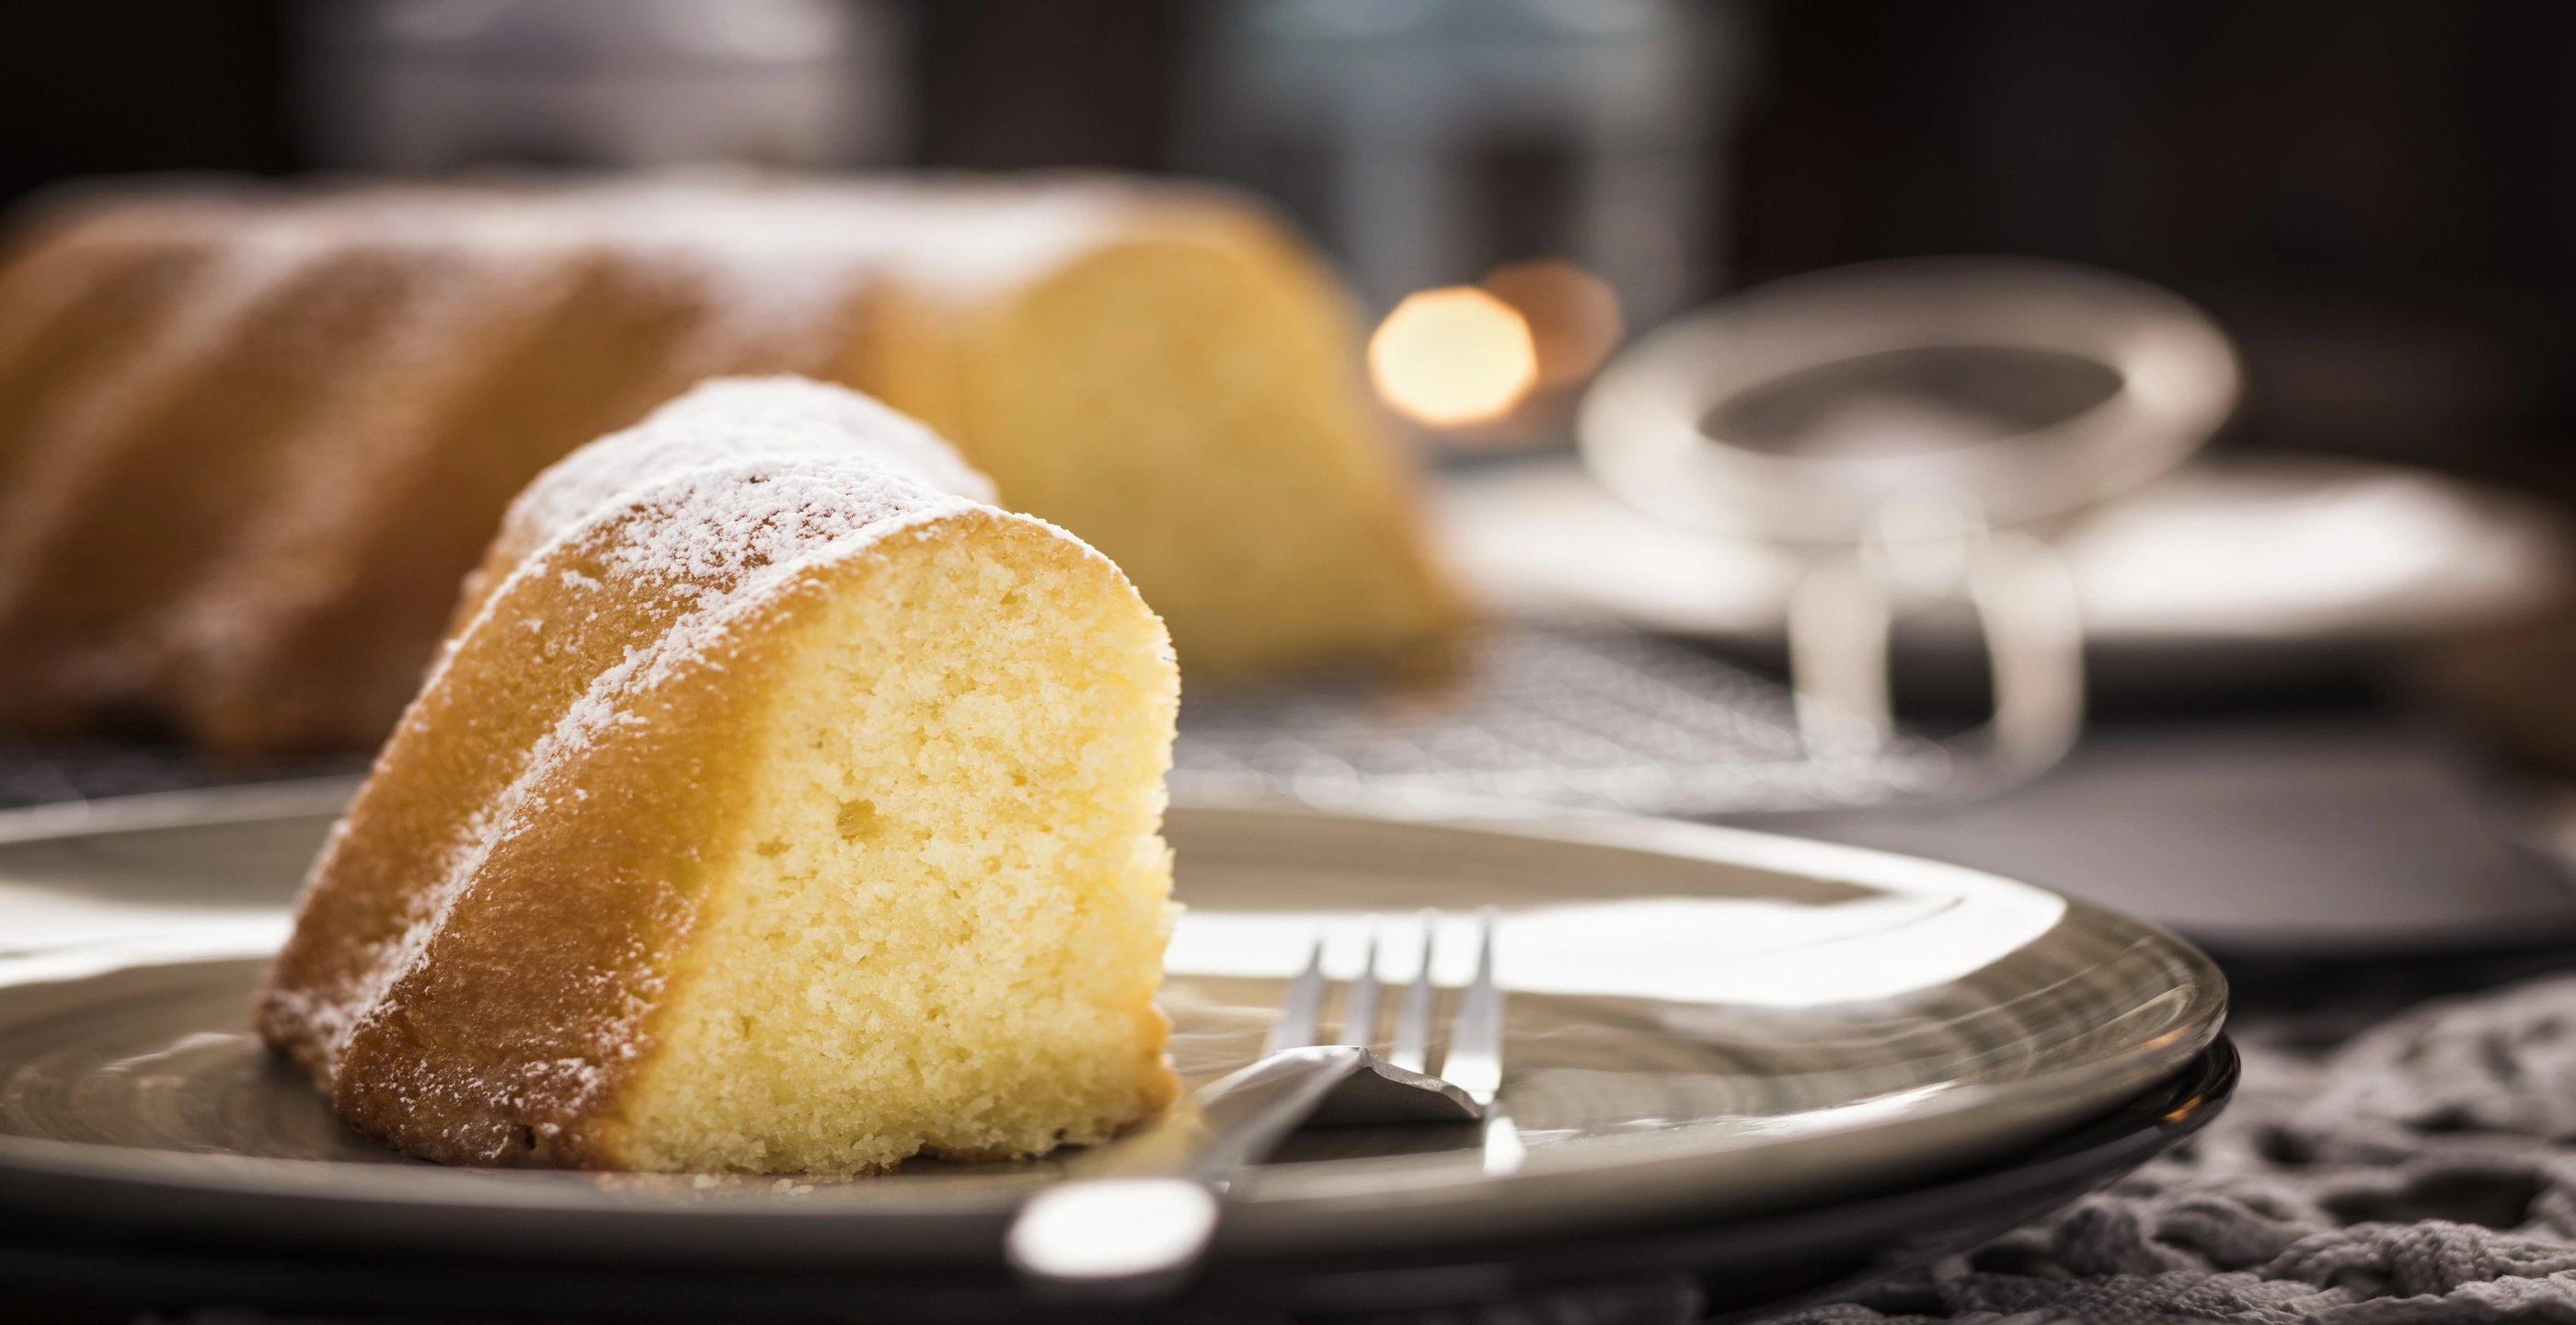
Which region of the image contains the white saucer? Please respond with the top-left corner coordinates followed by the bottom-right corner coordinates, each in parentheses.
top-left (1439, 453), bottom-right (2564, 665)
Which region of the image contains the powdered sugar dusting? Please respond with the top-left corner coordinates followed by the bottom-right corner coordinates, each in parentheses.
top-left (582, 170), bottom-right (1129, 322)
top-left (242, 171), bottom-right (1121, 385)
top-left (504, 374), bottom-right (995, 557)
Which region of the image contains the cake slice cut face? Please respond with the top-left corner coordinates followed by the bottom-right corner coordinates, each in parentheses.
top-left (257, 377), bottom-right (1180, 1172)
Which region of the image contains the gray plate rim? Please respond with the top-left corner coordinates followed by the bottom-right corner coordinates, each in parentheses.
top-left (0, 788), bottom-right (2226, 1262)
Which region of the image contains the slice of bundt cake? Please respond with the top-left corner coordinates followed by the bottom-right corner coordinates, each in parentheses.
top-left (257, 376), bottom-right (1181, 1172)
top-left (0, 175), bottom-right (1461, 754)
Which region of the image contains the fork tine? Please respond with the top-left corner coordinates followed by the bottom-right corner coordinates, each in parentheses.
top-left (1388, 910), bottom-right (1438, 1073)
top-left (1262, 934), bottom-right (1328, 1055)
top-left (1439, 908), bottom-right (1503, 1107)
top-left (1332, 921), bottom-right (1382, 1047)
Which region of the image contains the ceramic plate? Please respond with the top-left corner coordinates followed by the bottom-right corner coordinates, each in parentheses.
top-left (0, 785), bottom-right (2224, 1271)
top-left (0, 1041), bottom-right (2238, 1321)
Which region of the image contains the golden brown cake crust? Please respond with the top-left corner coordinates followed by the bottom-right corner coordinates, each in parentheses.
top-left (269, 517), bottom-right (755, 1165)
top-left (259, 452), bottom-right (954, 1150)
top-left (852, 195), bottom-right (1469, 679)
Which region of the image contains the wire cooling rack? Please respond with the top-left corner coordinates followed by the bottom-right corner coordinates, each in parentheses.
top-left (1171, 624), bottom-right (1957, 819)
top-left (0, 628), bottom-right (1960, 822)
top-left (0, 740), bottom-right (369, 812)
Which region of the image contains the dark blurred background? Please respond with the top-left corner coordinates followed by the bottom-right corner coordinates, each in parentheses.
top-left (8, 0), bottom-right (2576, 501)
top-left (16, 0), bottom-right (2576, 950)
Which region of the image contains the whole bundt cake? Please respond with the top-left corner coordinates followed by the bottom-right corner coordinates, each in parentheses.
top-left (257, 375), bottom-right (1180, 1172)
top-left (0, 173), bottom-right (1460, 753)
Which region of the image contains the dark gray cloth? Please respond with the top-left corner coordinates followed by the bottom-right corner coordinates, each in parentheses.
top-left (1765, 973), bottom-right (2576, 1325)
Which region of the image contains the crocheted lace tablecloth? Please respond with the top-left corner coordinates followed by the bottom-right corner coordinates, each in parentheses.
top-left (1750, 971), bottom-right (2576, 1325)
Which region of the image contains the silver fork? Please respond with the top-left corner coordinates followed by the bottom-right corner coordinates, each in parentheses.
top-left (1006, 909), bottom-right (1506, 1299)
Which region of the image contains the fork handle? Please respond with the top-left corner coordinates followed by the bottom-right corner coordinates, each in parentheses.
top-left (1005, 1045), bottom-right (1373, 1298)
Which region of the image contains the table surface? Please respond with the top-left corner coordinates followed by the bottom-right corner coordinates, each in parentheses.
top-left (1758, 713), bottom-right (2576, 957)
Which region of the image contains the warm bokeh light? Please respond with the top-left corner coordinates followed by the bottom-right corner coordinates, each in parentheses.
top-left (1368, 286), bottom-right (1539, 427)
top-left (1482, 259), bottom-right (1624, 387)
